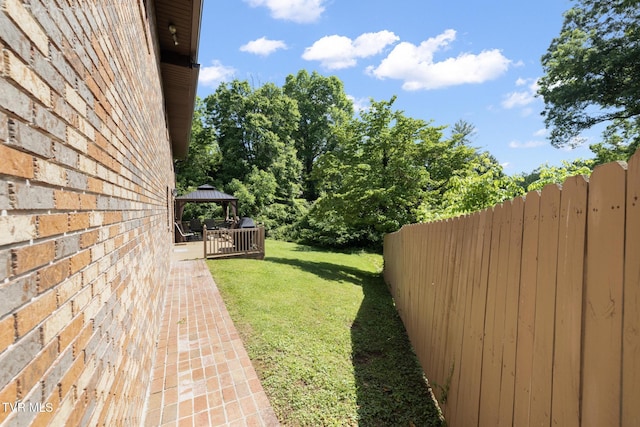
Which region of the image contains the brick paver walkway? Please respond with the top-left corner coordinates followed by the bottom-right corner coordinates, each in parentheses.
top-left (143, 260), bottom-right (279, 426)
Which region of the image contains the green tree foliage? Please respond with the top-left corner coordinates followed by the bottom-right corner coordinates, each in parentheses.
top-left (202, 80), bottom-right (304, 231)
top-left (283, 70), bottom-right (353, 200)
top-left (424, 120), bottom-right (479, 199)
top-left (538, 0), bottom-right (640, 148)
top-left (303, 97), bottom-right (471, 248)
top-left (205, 80), bottom-right (302, 188)
top-left (526, 159), bottom-right (593, 191)
top-left (226, 168), bottom-right (277, 218)
top-left (435, 153), bottom-right (524, 219)
top-left (589, 117), bottom-right (640, 165)
top-left (174, 97), bottom-right (221, 191)
top-left (174, 98), bottom-right (223, 220)
top-left (450, 120), bottom-right (477, 145)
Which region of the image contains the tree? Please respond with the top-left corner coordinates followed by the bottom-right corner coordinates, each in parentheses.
top-left (198, 79), bottom-right (306, 238)
top-left (283, 70), bottom-right (353, 200)
top-left (174, 97), bottom-right (221, 191)
top-left (435, 153), bottom-right (524, 219)
top-left (526, 159), bottom-right (593, 191)
top-left (226, 167), bottom-right (277, 217)
top-left (589, 117), bottom-right (640, 165)
top-left (203, 80), bottom-right (303, 201)
top-left (425, 120), bottom-right (478, 198)
top-left (307, 97), bottom-right (442, 247)
top-left (538, 0), bottom-right (640, 148)
top-left (450, 119), bottom-right (477, 146)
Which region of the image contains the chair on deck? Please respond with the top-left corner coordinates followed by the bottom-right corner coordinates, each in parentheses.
top-left (175, 222), bottom-right (196, 242)
top-left (189, 218), bottom-right (203, 233)
top-left (204, 219), bottom-right (218, 230)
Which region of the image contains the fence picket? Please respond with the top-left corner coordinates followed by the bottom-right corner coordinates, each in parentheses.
top-left (530, 184), bottom-right (562, 427)
top-left (413, 225), bottom-right (425, 354)
top-left (623, 150), bottom-right (640, 426)
top-left (419, 222), bottom-right (434, 374)
top-left (551, 175), bottom-right (588, 427)
top-left (512, 190), bottom-right (541, 427)
top-left (479, 203), bottom-right (509, 427)
top-left (497, 196), bottom-right (525, 426)
top-left (467, 208), bottom-right (494, 425)
top-left (405, 227), bottom-right (418, 342)
top-left (423, 221), bottom-right (441, 375)
top-left (583, 162), bottom-right (626, 426)
top-left (440, 217), bottom-right (466, 416)
top-left (431, 220), bottom-right (449, 391)
top-left (447, 214), bottom-right (475, 425)
top-left (451, 211), bottom-right (487, 425)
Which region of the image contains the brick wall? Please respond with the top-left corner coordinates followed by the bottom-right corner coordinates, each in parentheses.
top-left (0, 1), bottom-right (175, 425)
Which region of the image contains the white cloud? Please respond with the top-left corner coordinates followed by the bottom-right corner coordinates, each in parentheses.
top-left (245, 0), bottom-right (326, 23)
top-left (198, 60), bottom-right (236, 87)
top-left (508, 140), bottom-right (547, 149)
top-left (366, 29), bottom-right (512, 90)
top-left (302, 31), bottom-right (399, 70)
top-left (352, 32), bottom-right (400, 57)
top-left (347, 95), bottom-right (370, 113)
top-left (240, 37), bottom-right (287, 56)
top-left (502, 91), bottom-right (535, 109)
top-left (501, 78), bottom-right (540, 109)
top-left (533, 128), bottom-right (547, 137)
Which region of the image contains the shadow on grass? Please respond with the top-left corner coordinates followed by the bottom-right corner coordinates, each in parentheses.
top-left (265, 257), bottom-right (377, 287)
top-left (266, 256), bottom-right (443, 426)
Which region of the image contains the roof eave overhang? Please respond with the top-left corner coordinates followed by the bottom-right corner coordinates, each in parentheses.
top-left (160, 58), bottom-right (199, 159)
top-left (154, 0), bottom-right (204, 160)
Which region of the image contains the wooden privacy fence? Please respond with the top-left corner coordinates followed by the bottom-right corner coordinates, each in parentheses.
top-left (203, 225), bottom-right (265, 259)
top-left (383, 153), bottom-right (640, 427)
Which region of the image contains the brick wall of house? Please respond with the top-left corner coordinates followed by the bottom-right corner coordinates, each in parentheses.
top-left (0, 1), bottom-right (174, 425)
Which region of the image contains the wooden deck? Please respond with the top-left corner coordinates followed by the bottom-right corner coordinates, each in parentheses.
top-left (203, 226), bottom-right (265, 260)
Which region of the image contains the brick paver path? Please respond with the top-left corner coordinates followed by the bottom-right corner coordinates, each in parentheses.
top-left (144, 260), bottom-right (279, 426)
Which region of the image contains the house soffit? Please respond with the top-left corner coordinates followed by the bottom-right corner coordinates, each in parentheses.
top-left (153, 0), bottom-right (203, 160)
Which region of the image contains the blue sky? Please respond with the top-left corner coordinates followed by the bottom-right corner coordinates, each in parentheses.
top-left (195, 0), bottom-right (597, 174)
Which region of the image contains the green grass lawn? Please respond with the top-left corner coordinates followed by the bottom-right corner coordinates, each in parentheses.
top-left (207, 240), bottom-right (443, 426)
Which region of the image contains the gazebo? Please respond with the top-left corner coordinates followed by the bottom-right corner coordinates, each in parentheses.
top-left (174, 184), bottom-right (238, 237)
top-left (174, 185), bottom-right (264, 259)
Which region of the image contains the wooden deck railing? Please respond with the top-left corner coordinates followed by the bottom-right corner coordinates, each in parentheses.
top-left (203, 225), bottom-right (265, 259)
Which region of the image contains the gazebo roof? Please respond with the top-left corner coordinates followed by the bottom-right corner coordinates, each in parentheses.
top-left (176, 184), bottom-right (238, 202)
